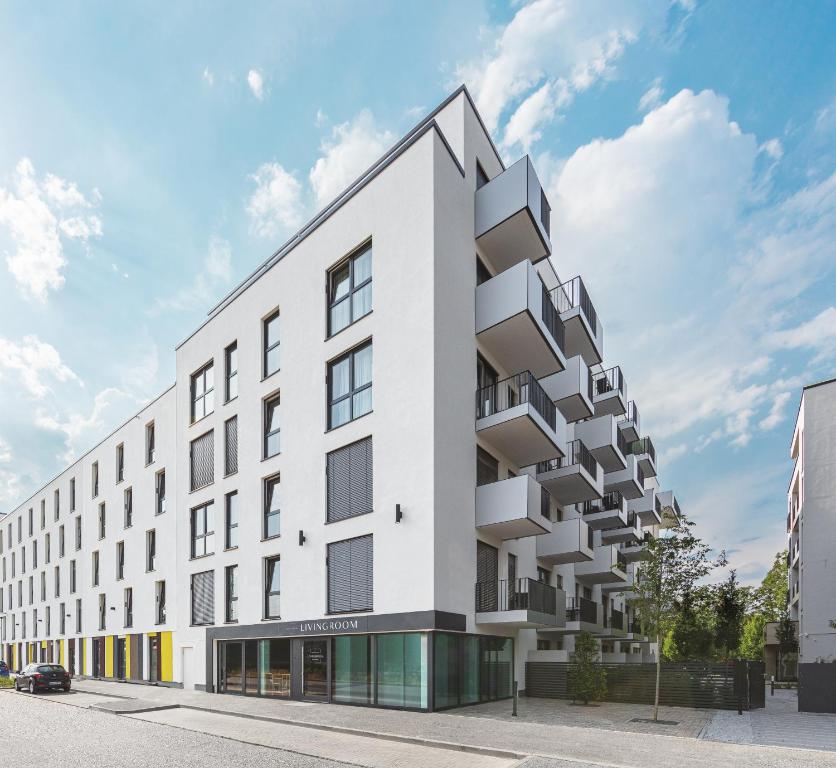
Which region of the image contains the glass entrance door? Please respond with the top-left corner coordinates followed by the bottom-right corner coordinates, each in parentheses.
top-left (302, 639), bottom-right (329, 700)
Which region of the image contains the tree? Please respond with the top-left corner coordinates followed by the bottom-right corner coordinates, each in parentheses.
top-left (669, 587), bottom-right (715, 660)
top-left (751, 551), bottom-right (788, 622)
top-left (569, 631), bottom-right (607, 705)
top-left (632, 514), bottom-right (720, 721)
top-left (714, 570), bottom-right (748, 659)
top-left (739, 613), bottom-right (767, 660)
top-left (776, 609), bottom-right (798, 679)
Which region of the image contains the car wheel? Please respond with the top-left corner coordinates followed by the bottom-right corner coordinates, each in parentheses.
top-left (63, 685), bottom-right (70, 692)
top-left (29, 680), bottom-right (35, 694)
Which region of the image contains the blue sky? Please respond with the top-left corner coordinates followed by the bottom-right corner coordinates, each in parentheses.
top-left (1, 1), bottom-right (834, 583)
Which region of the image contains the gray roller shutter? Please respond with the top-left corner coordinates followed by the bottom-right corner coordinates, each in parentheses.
top-left (327, 534), bottom-right (373, 613)
top-left (191, 570), bottom-right (214, 626)
top-left (327, 437), bottom-right (372, 522)
top-left (476, 541), bottom-right (498, 612)
top-left (190, 430), bottom-right (214, 491)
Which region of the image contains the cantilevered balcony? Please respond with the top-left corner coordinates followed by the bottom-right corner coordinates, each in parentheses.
top-left (621, 531), bottom-right (652, 563)
top-left (616, 400), bottom-right (641, 443)
top-left (560, 596), bottom-right (602, 633)
top-left (657, 490), bottom-right (682, 527)
top-left (476, 372), bottom-right (566, 467)
top-left (476, 261), bottom-right (566, 378)
top-left (600, 512), bottom-right (641, 544)
top-left (575, 545), bottom-right (629, 585)
top-left (627, 488), bottom-right (661, 526)
top-left (626, 436), bottom-right (657, 478)
top-left (535, 440), bottom-right (602, 505)
top-left (475, 577), bottom-right (563, 628)
top-left (475, 156), bottom-right (551, 270)
top-left (580, 491), bottom-right (626, 530)
top-left (604, 454), bottom-right (645, 500)
top-left (539, 355), bottom-right (594, 423)
top-left (549, 276), bottom-right (603, 366)
top-left (592, 366), bottom-right (626, 417)
top-left (536, 517), bottom-right (594, 565)
top-left (601, 607), bottom-right (627, 638)
top-left (572, 414), bottom-right (629, 473)
top-left (475, 475), bottom-right (551, 540)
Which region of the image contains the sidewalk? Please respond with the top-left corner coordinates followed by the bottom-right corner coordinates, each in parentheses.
top-left (64, 679), bottom-right (836, 768)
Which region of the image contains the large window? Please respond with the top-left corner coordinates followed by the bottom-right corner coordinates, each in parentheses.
top-left (263, 310), bottom-right (280, 378)
top-left (190, 501), bottom-right (215, 558)
top-left (225, 565), bottom-right (238, 622)
top-left (191, 362), bottom-right (214, 422)
top-left (264, 556), bottom-right (280, 619)
top-left (328, 243), bottom-right (372, 336)
top-left (327, 437), bottom-right (373, 523)
top-left (263, 475), bottom-right (280, 539)
top-left (328, 342), bottom-right (372, 429)
top-left (225, 416), bottom-right (238, 475)
top-left (191, 570), bottom-right (214, 626)
top-left (190, 430), bottom-right (214, 491)
top-left (331, 635), bottom-right (372, 704)
top-left (225, 342), bottom-right (238, 402)
top-left (432, 633), bottom-right (513, 710)
top-left (327, 534), bottom-right (373, 614)
top-left (225, 491), bottom-right (238, 549)
top-left (263, 395), bottom-right (280, 458)
top-left (477, 447), bottom-right (499, 486)
top-left (376, 633), bottom-right (428, 709)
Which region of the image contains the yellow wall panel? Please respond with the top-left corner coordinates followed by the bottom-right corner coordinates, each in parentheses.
top-left (125, 636), bottom-right (131, 680)
top-left (59, 639), bottom-right (65, 667)
top-left (160, 631), bottom-right (173, 682)
top-left (105, 636), bottom-right (114, 678)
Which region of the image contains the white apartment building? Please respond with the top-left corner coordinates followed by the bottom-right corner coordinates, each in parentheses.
top-left (0, 86), bottom-right (683, 710)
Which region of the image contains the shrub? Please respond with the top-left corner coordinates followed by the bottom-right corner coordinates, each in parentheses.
top-left (569, 631), bottom-right (607, 704)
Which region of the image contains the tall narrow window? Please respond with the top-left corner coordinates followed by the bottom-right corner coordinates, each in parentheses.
top-left (225, 491), bottom-right (238, 549)
top-left (146, 421), bottom-right (155, 464)
top-left (39, 503), bottom-right (44, 530)
top-left (98, 593), bottom-right (106, 631)
top-left (263, 310), bottom-right (281, 377)
top-left (190, 362), bottom-right (214, 422)
top-left (75, 598), bottom-right (82, 633)
top-left (328, 342), bottom-right (372, 429)
top-left (326, 437), bottom-right (373, 522)
top-left (264, 556), bottom-right (280, 619)
top-left (190, 571), bottom-right (215, 626)
top-left (225, 565), bottom-right (238, 622)
top-left (116, 541), bottom-right (125, 580)
top-left (327, 535), bottom-right (373, 614)
top-left (225, 342), bottom-right (238, 401)
top-left (155, 580), bottom-right (166, 624)
top-left (155, 470), bottom-right (166, 515)
top-left (477, 447), bottom-right (499, 486)
top-left (98, 502), bottom-right (106, 539)
top-left (116, 443), bottom-right (125, 482)
top-left (264, 475), bottom-right (280, 539)
top-left (58, 525), bottom-right (65, 558)
top-left (190, 501), bottom-right (215, 558)
top-left (32, 539), bottom-right (38, 569)
top-left (190, 431), bottom-right (214, 491)
top-left (59, 602), bottom-right (66, 635)
top-left (92, 461), bottom-right (99, 498)
top-left (123, 487), bottom-right (133, 528)
top-left (146, 530), bottom-right (156, 572)
top-left (54, 565), bottom-right (60, 597)
top-left (70, 478), bottom-right (76, 512)
top-left (264, 394), bottom-right (280, 458)
top-left (45, 532), bottom-right (50, 563)
top-left (224, 416), bottom-right (238, 475)
top-left (74, 516), bottom-right (81, 551)
top-left (328, 243), bottom-right (372, 336)
top-left (54, 489), bottom-right (60, 521)
top-left (30, 507), bottom-right (34, 535)
top-left (70, 559), bottom-right (76, 593)
top-left (124, 588), bottom-right (133, 628)
top-left (92, 551), bottom-right (100, 587)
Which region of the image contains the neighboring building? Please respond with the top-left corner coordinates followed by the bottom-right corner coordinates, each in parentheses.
top-left (0, 86), bottom-right (682, 710)
top-left (788, 377), bottom-right (836, 711)
top-left (763, 619), bottom-right (798, 681)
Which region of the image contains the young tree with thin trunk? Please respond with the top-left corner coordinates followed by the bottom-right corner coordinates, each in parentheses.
top-left (569, 630), bottom-right (607, 705)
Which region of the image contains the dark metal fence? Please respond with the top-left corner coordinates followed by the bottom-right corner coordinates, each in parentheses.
top-left (475, 578), bottom-right (557, 615)
top-left (618, 400), bottom-right (640, 431)
top-left (541, 285), bottom-right (566, 352)
top-left (565, 596), bottom-right (598, 624)
top-left (628, 437), bottom-right (656, 464)
top-left (476, 371), bottom-right (557, 430)
top-left (536, 440), bottom-right (598, 479)
top-left (593, 366), bottom-right (624, 397)
top-left (582, 491), bottom-right (624, 516)
top-left (549, 276), bottom-right (598, 336)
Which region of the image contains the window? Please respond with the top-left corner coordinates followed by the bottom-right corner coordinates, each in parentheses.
top-left (477, 447), bottom-right (499, 486)
top-left (225, 565), bottom-right (238, 622)
top-left (59, 602), bottom-right (66, 635)
top-left (116, 443), bottom-right (125, 483)
top-left (263, 310), bottom-right (280, 377)
top-left (146, 422), bottom-right (155, 464)
top-left (190, 501), bottom-right (215, 558)
top-left (190, 430), bottom-right (214, 491)
top-left (264, 556), bottom-right (280, 619)
top-left (326, 437), bottom-right (373, 523)
top-left (146, 530), bottom-right (156, 572)
top-left (156, 470), bottom-right (166, 515)
top-left (98, 593), bottom-right (106, 631)
top-left (155, 580), bottom-right (166, 624)
top-left (32, 539), bottom-right (37, 569)
top-left (225, 491), bottom-right (238, 549)
top-left (124, 588), bottom-right (133, 628)
top-left (263, 394), bottom-right (280, 458)
top-left (74, 516), bottom-right (81, 551)
top-left (45, 532), bottom-right (50, 563)
top-left (39, 503), bottom-right (44, 530)
top-left (54, 489), bottom-right (60, 521)
top-left (121, 487), bottom-right (133, 529)
top-left (54, 565), bottom-right (60, 597)
top-left (92, 551), bottom-right (99, 586)
top-left (225, 342), bottom-right (238, 401)
top-left (75, 598), bottom-right (82, 633)
top-left (70, 560), bottom-right (76, 593)
top-left (191, 571), bottom-right (215, 626)
top-left (92, 461), bottom-right (99, 498)
top-left (225, 416), bottom-right (238, 475)
top-left (328, 342), bottom-right (372, 429)
top-left (191, 362), bottom-right (214, 422)
top-left (29, 507), bottom-right (33, 536)
top-left (328, 243), bottom-right (372, 336)
top-left (116, 541), bottom-right (125, 580)
top-left (58, 525), bottom-right (65, 558)
top-left (70, 478), bottom-right (76, 511)
top-left (98, 502), bottom-right (106, 540)
top-left (263, 475), bottom-right (280, 539)
top-left (327, 535), bottom-right (373, 614)
top-left (40, 572), bottom-right (45, 601)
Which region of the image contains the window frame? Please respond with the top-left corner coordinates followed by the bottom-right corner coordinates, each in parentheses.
top-left (190, 361), bottom-right (215, 423)
top-left (264, 556), bottom-right (281, 619)
top-left (123, 487), bottom-right (133, 529)
top-left (263, 474), bottom-right (281, 540)
top-left (145, 421), bottom-right (155, 465)
top-left (190, 501), bottom-right (215, 559)
top-left (224, 491), bottom-right (238, 550)
top-left (263, 309), bottom-right (281, 379)
top-left (263, 393), bottom-right (281, 459)
top-left (224, 341), bottom-right (238, 402)
top-left (116, 443), bottom-right (124, 483)
top-left (124, 587), bottom-right (133, 628)
top-left (327, 242), bottom-right (372, 337)
top-left (327, 341), bottom-right (373, 430)
top-left (146, 530), bottom-right (156, 572)
top-left (225, 564), bottom-right (238, 623)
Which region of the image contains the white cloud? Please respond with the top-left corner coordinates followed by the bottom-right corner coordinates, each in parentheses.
top-left (0, 157), bottom-right (102, 301)
top-left (203, 67), bottom-right (214, 86)
top-left (246, 163), bottom-right (305, 238)
top-left (769, 306), bottom-right (836, 362)
top-left (0, 437), bottom-right (19, 504)
top-left (759, 138), bottom-right (783, 160)
top-left (309, 110), bottom-right (395, 209)
top-left (638, 77), bottom-right (663, 112)
top-left (0, 334), bottom-right (81, 399)
top-left (502, 80), bottom-right (569, 153)
top-left (152, 236), bottom-right (233, 313)
top-left (759, 392), bottom-right (792, 431)
top-left (247, 69), bottom-right (264, 100)
top-left (315, 109), bottom-right (328, 127)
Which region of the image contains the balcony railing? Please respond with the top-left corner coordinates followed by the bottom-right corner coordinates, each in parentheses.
top-left (615, 550), bottom-right (627, 572)
top-left (549, 276), bottom-right (598, 336)
top-left (536, 439), bottom-right (597, 479)
top-left (581, 490), bottom-right (624, 516)
top-left (592, 366), bottom-right (624, 397)
top-left (566, 596), bottom-right (597, 624)
top-left (611, 608), bottom-right (624, 631)
top-left (476, 371), bottom-right (557, 430)
top-left (540, 487), bottom-right (551, 521)
top-left (655, 495), bottom-right (663, 516)
top-left (618, 400), bottom-right (640, 428)
top-left (616, 427), bottom-right (629, 459)
top-left (541, 285), bottom-right (566, 353)
top-left (636, 463), bottom-right (646, 489)
top-left (475, 578), bottom-right (557, 615)
top-left (630, 620), bottom-right (643, 634)
top-left (627, 437), bottom-right (656, 464)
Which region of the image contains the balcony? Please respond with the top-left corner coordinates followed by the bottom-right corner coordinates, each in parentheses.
top-left (627, 488), bottom-right (661, 526)
top-left (600, 512), bottom-right (641, 544)
top-left (580, 491), bottom-right (626, 530)
top-left (564, 596), bottom-right (602, 631)
top-left (621, 532), bottom-right (652, 562)
top-left (617, 400), bottom-right (641, 443)
top-left (626, 436), bottom-right (657, 478)
top-left (602, 607), bottom-right (626, 638)
top-left (604, 454), bottom-right (645, 500)
top-left (536, 518), bottom-right (594, 565)
top-left (592, 366), bottom-right (627, 417)
top-left (575, 544), bottom-right (629, 584)
top-left (657, 490), bottom-right (682, 527)
top-left (475, 156), bottom-right (551, 270)
top-left (476, 372), bottom-right (566, 467)
top-left (476, 261), bottom-right (566, 378)
top-left (535, 440), bottom-right (602, 505)
top-left (475, 475), bottom-right (551, 540)
top-left (475, 577), bottom-right (563, 628)
top-left (549, 276), bottom-right (603, 366)
top-left (539, 355), bottom-right (594, 423)
top-left (572, 414), bottom-right (629, 473)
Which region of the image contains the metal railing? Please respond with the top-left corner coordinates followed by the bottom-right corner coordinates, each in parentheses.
top-left (476, 371), bottom-right (557, 430)
top-left (627, 437), bottom-right (656, 464)
top-left (630, 620), bottom-right (643, 634)
top-left (611, 608), bottom-right (624, 631)
top-left (475, 578), bottom-right (557, 615)
top-left (618, 400), bottom-right (640, 431)
top-left (540, 487), bottom-right (551, 520)
top-left (541, 285), bottom-right (566, 353)
top-left (536, 440), bottom-right (598, 479)
top-left (636, 463), bottom-right (646, 489)
top-left (592, 366), bottom-right (624, 397)
top-left (581, 490), bottom-right (624, 516)
top-left (615, 549), bottom-right (628, 572)
top-left (566, 596), bottom-right (598, 624)
top-left (616, 427), bottom-right (629, 459)
top-left (549, 276), bottom-right (598, 336)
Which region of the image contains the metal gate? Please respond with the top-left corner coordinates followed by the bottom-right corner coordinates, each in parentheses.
top-left (747, 661), bottom-right (765, 709)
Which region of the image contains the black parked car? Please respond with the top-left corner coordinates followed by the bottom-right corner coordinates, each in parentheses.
top-left (15, 663), bottom-right (71, 693)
